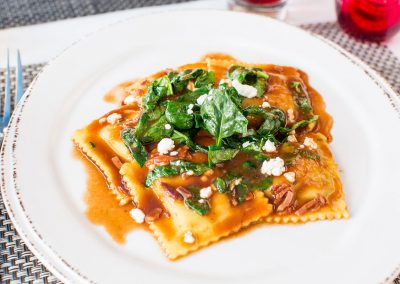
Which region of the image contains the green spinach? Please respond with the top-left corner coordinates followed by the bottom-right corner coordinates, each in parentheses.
top-left (121, 128), bottom-right (148, 167)
top-left (165, 101), bottom-right (194, 129)
top-left (200, 87), bottom-right (248, 146)
top-left (228, 65), bottom-right (269, 97)
top-left (145, 160), bottom-right (209, 187)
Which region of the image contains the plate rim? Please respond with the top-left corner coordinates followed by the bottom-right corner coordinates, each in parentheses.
top-left (1, 10), bottom-right (400, 284)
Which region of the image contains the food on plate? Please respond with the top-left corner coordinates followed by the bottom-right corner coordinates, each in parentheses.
top-left (73, 53), bottom-right (349, 259)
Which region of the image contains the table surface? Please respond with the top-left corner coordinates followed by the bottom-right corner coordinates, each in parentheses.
top-left (0, 0), bottom-right (400, 67)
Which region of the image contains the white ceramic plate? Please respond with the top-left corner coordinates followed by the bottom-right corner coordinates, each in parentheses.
top-left (2, 11), bottom-right (400, 284)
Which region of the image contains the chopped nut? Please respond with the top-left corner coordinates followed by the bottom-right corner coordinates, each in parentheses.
top-left (161, 182), bottom-right (182, 200)
top-left (111, 156), bottom-right (123, 169)
top-left (295, 194), bottom-right (326, 215)
top-left (145, 208), bottom-right (163, 223)
top-left (176, 186), bottom-right (192, 199)
top-left (245, 191), bottom-right (254, 201)
top-left (270, 184), bottom-right (296, 213)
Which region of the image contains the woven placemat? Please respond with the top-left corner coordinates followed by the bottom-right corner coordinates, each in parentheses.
top-left (1, 22), bottom-right (400, 284)
top-left (0, 0), bottom-right (197, 29)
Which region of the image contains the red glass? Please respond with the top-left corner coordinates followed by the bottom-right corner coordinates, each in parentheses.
top-left (336, 0), bottom-right (400, 42)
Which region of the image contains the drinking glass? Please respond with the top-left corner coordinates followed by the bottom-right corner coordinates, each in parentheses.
top-left (336, 0), bottom-right (400, 42)
top-left (228, 0), bottom-right (288, 20)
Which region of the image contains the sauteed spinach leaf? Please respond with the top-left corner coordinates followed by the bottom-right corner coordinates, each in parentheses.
top-left (200, 86), bottom-right (248, 146)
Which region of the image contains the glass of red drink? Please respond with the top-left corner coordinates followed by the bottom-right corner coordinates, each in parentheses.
top-left (228, 0), bottom-right (288, 19)
top-left (336, 0), bottom-right (400, 42)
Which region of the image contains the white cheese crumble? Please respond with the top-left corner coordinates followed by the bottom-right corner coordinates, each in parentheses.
top-left (287, 108), bottom-right (295, 123)
top-left (219, 78), bottom-right (231, 85)
top-left (157, 138), bottom-right (175, 154)
top-left (186, 170), bottom-right (194, 176)
top-left (196, 94), bottom-right (208, 105)
top-left (98, 117), bottom-right (106, 124)
top-left (106, 113), bottom-right (122, 124)
top-left (169, 151), bottom-right (178, 156)
top-left (123, 95), bottom-right (135, 105)
top-left (232, 79), bottom-right (257, 98)
top-left (287, 135), bottom-right (297, 143)
top-left (183, 231), bottom-right (195, 244)
top-left (187, 104), bottom-right (194, 114)
top-left (262, 101), bottom-right (271, 108)
top-left (284, 172), bottom-right (296, 183)
top-left (164, 123), bottom-right (172, 130)
top-left (130, 208), bottom-right (145, 224)
top-left (303, 137), bottom-right (318, 149)
top-left (262, 140), bottom-right (276, 153)
top-left (261, 157), bottom-right (285, 176)
top-left (199, 186), bottom-right (212, 199)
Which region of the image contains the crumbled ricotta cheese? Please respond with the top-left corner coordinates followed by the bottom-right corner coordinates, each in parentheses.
top-left (219, 78), bottom-right (231, 85)
top-left (200, 186), bottom-right (212, 199)
top-left (123, 95), bottom-right (135, 105)
top-left (183, 231), bottom-right (195, 244)
top-left (262, 101), bottom-right (271, 108)
top-left (284, 172), bottom-right (296, 183)
top-left (164, 123), bottom-right (172, 130)
top-left (261, 157), bottom-right (285, 176)
top-left (130, 208), bottom-right (145, 224)
top-left (186, 170), bottom-right (194, 176)
top-left (157, 138), bottom-right (175, 154)
top-left (262, 140), bottom-right (276, 153)
top-left (303, 137), bottom-right (318, 149)
top-left (106, 113), bottom-right (122, 124)
top-left (287, 108), bottom-right (295, 123)
top-left (196, 94), bottom-right (208, 105)
top-left (287, 135), bottom-right (297, 143)
top-left (169, 151), bottom-right (178, 156)
top-left (186, 104), bottom-right (194, 114)
top-left (98, 117), bottom-right (106, 124)
top-left (232, 79), bottom-right (257, 98)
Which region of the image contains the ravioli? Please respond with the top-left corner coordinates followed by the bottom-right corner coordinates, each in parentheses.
top-left (73, 53), bottom-right (349, 260)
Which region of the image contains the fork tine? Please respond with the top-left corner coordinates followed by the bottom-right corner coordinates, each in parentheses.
top-left (15, 49), bottom-right (23, 104)
top-left (3, 49), bottom-right (11, 126)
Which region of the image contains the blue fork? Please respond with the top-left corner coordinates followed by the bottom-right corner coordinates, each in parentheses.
top-left (1, 49), bottom-right (23, 143)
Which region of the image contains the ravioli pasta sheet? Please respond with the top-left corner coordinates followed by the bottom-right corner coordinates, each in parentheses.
top-left (73, 53), bottom-right (349, 260)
